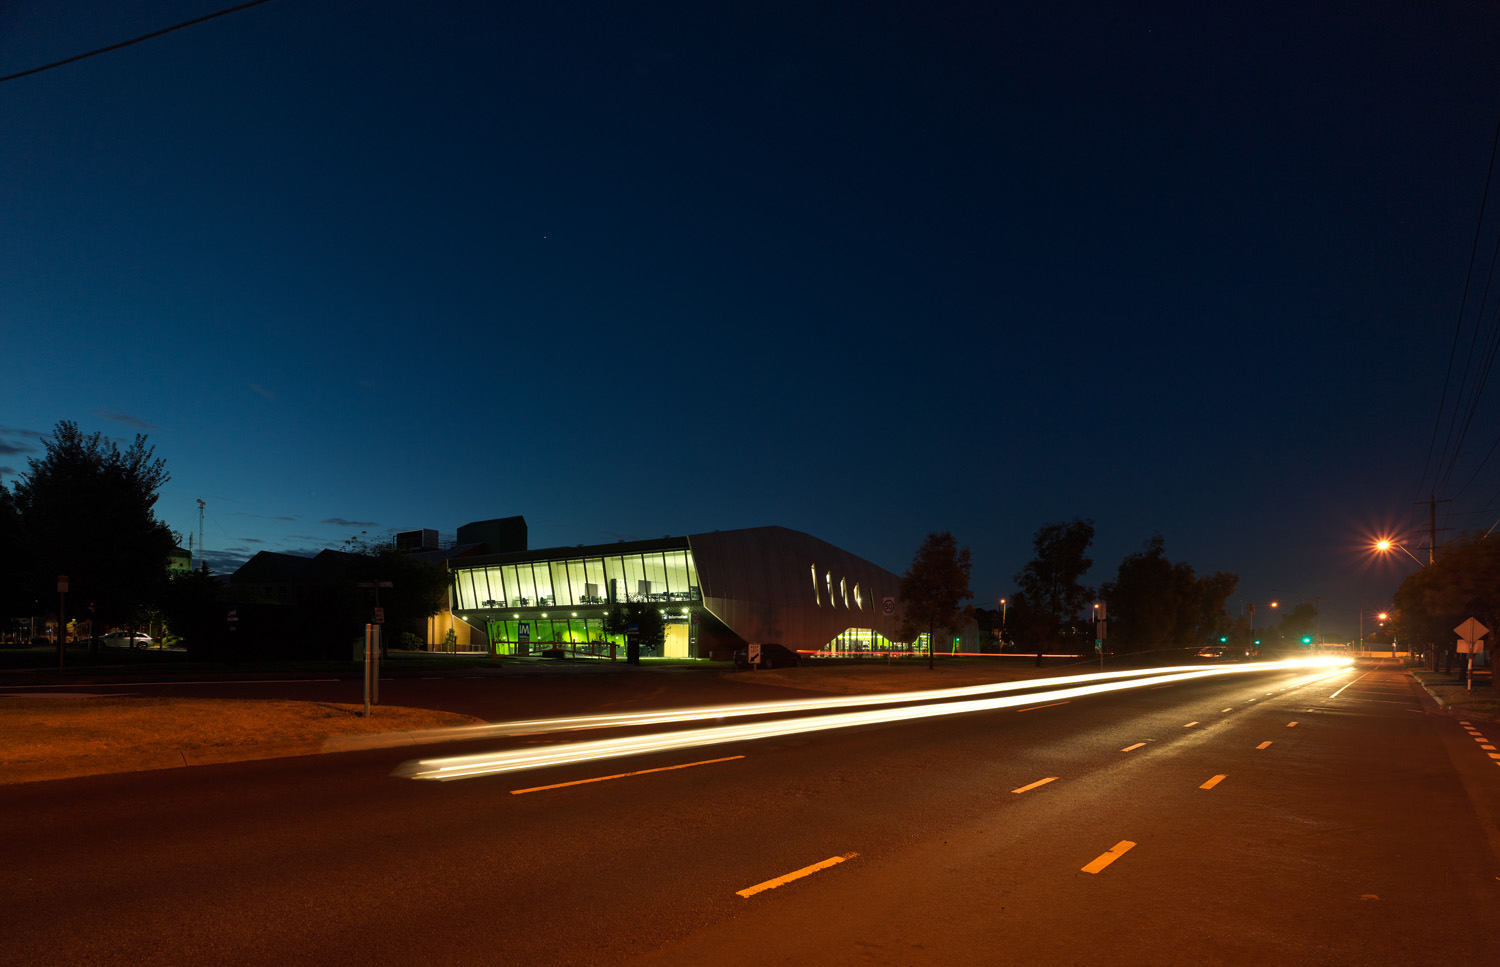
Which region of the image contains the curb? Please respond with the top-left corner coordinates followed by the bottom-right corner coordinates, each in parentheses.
top-left (1405, 668), bottom-right (1500, 722)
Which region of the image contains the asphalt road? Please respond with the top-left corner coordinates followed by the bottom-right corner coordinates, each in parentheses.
top-left (3, 664), bottom-right (1496, 967)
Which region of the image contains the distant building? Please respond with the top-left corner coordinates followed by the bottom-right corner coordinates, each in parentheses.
top-left (232, 517), bottom-right (908, 660)
top-left (447, 525), bottom-right (903, 660)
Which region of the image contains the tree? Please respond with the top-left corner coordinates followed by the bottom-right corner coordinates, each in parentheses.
top-left (1013, 519), bottom-right (1094, 664)
top-left (1392, 532), bottom-right (1500, 686)
top-left (1099, 535), bottom-right (1237, 657)
top-left (898, 532), bottom-right (973, 670)
top-left (603, 598), bottom-right (666, 664)
top-left (10, 422), bottom-right (176, 648)
top-left (161, 565), bottom-right (230, 660)
top-left (346, 540), bottom-right (450, 658)
top-left (1276, 603), bottom-right (1320, 647)
top-left (0, 483), bottom-right (28, 624)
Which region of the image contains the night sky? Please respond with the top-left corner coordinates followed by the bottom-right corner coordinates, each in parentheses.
top-left (4, 1), bottom-right (1498, 641)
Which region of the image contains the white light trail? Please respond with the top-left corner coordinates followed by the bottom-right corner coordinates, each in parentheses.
top-left (375, 658), bottom-right (1350, 748)
top-left (395, 658), bottom-right (1352, 782)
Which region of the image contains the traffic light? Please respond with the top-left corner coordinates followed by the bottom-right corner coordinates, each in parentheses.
top-left (1218, 636), bottom-right (1229, 643)
top-left (1300, 636), bottom-right (1313, 645)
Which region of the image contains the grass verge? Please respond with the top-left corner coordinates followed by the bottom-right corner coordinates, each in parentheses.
top-left (0, 695), bottom-right (483, 771)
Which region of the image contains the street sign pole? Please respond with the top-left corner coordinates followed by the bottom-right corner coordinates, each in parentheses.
top-left (363, 623), bottom-right (373, 717)
top-left (1454, 618), bottom-right (1491, 692)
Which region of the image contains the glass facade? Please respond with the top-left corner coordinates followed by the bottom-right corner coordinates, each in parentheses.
top-left (816, 628), bottom-right (927, 657)
top-left (454, 548), bottom-right (699, 611)
top-left (453, 546), bottom-right (702, 656)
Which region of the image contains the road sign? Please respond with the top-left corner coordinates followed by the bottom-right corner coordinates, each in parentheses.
top-left (373, 606), bottom-right (384, 624)
top-left (881, 597), bottom-right (895, 616)
top-left (748, 642), bottom-right (762, 665)
top-left (518, 622), bottom-right (530, 642)
top-left (1457, 639), bottom-right (1485, 654)
top-left (1455, 617), bottom-right (1490, 641)
top-left (227, 608), bottom-right (238, 623)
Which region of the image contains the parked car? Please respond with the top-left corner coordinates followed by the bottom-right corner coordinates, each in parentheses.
top-left (100, 631), bottom-right (154, 646)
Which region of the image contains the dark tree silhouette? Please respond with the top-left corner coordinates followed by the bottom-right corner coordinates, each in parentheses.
top-left (898, 532), bottom-right (974, 670)
top-left (10, 421), bottom-right (176, 648)
top-left (603, 598), bottom-right (666, 664)
top-left (1014, 519), bottom-right (1095, 664)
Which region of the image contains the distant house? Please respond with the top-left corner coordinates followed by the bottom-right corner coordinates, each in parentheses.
top-left (228, 517), bottom-right (528, 653)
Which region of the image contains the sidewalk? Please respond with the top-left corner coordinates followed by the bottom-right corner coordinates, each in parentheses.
top-left (1407, 666), bottom-right (1500, 720)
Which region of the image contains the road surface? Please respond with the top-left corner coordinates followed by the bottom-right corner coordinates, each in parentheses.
top-left (2, 663), bottom-right (1495, 966)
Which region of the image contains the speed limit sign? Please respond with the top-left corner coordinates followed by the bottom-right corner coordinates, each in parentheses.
top-left (881, 597), bottom-right (895, 616)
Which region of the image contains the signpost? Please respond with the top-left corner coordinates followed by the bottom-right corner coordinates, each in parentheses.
top-left (357, 581), bottom-right (393, 712)
top-left (1454, 617), bottom-right (1489, 691)
top-left (518, 621), bottom-right (531, 656)
top-left (1093, 602), bottom-right (1108, 671)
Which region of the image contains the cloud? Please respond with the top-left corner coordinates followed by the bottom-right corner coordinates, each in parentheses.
top-left (0, 442), bottom-right (31, 456)
top-left (234, 512), bottom-right (298, 521)
top-left (323, 517), bottom-right (378, 527)
top-left (248, 383), bottom-right (277, 403)
top-left (0, 464), bottom-right (14, 477)
top-left (97, 409), bottom-right (156, 430)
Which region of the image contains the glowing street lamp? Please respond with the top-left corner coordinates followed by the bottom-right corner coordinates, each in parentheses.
top-left (1373, 537), bottom-right (1425, 567)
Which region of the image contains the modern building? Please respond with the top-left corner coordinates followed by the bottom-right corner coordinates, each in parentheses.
top-left (448, 525), bottom-right (907, 660)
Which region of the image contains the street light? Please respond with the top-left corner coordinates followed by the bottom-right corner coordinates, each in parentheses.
top-left (1373, 538), bottom-right (1425, 567)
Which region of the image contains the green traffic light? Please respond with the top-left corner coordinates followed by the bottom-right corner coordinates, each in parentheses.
top-left (1301, 636), bottom-right (1313, 644)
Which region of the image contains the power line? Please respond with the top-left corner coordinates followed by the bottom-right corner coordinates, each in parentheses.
top-left (0, 0), bottom-right (277, 85)
top-left (1419, 108), bottom-right (1500, 500)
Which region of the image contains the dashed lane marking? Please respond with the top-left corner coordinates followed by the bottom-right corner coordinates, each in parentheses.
top-left (1199, 774), bottom-right (1227, 790)
top-left (1121, 742), bottom-right (1147, 752)
top-left (1081, 841), bottom-right (1137, 874)
top-left (510, 755), bottom-right (744, 795)
top-left (737, 853), bottom-right (859, 898)
top-left (1012, 777), bottom-right (1059, 794)
top-left (1256, 741), bottom-right (1273, 750)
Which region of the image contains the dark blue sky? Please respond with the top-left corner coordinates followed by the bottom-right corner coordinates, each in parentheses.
top-left (4, 1), bottom-right (1498, 640)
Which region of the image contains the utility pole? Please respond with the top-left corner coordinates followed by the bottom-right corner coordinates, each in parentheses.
top-left (196, 499), bottom-right (205, 570)
top-left (1416, 495), bottom-right (1450, 564)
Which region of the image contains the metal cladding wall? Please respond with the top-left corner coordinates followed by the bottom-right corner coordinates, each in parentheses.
top-left (687, 526), bottom-right (904, 652)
